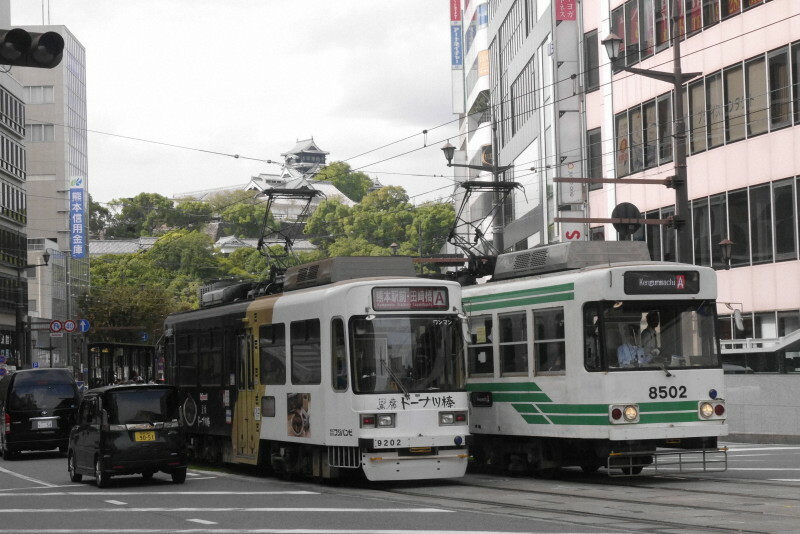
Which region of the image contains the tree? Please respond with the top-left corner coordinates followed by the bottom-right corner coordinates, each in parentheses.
top-left (407, 201), bottom-right (455, 256)
top-left (105, 193), bottom-right (176, 238)
top-left (207, 190), bottom-right (273, 238)
top-left (173, 198), bottom-right (214, 231)
top-left (345, 186), bottom-right (413, 249)
top-left (145, 229), bottom-right (222, 281)
top-left (303, 198), bottom-right (352, 253)
top-left (314, 161), bottom-right (373, 203)
top-left (88, 194), bottom-right (113, 239)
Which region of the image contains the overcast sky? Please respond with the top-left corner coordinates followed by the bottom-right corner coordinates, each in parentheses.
top-left (10, 0), bottom-right (460, 206)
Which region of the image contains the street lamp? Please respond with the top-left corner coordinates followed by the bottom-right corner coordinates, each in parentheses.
top-left (441, 123), bottom-right (514, 253)
top-left (601, 0), bottom-right (701, 265)
top-left (718, 238), bottom-right (733, 270)
top-left (389, 243), bottom-right (399, 256)
top-left (14, 250), bottom-right (50, 369)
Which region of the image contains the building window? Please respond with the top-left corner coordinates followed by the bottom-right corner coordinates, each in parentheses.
top-left (706, 72), bottom-right (724, 148)
top-left (615, 112), bottom-right (629, 177)
top-left (645, 211), bottom-right (662, 260)
top-left (630, 106), bottom-right (645, 173)
top-left (583, 30), bottom-right (599, 92)
top-left (692, 198), bottom-right (710, 266)
top-left (643, 100), bottom-right (658, 168)
top-left (25, 124), bottom-right (55, 143)
top-left (657, 93), bottom-right (673, 162)
top-left (655, 0), bottom-right (670, 51)
top-left (749, 184), bottom-right (773, 265)
top-left (686, 0), bottom-right (702, 37)
top-left (640, 0), bottom-right (656, 60)
top-left (624, 0), bottom-right (640, 66)
top-left (728, 189), bottom-right (750, 267)
top-left (689, 80), bottom-right (707, 153)
top-left (709, 194), bottom-right (728, 268)
top-left (702, 0), bottom-right (720, 28)
top-left (768, 47), bottom-right (792, 130)
top-left (773, 179), bottom-right (797, 262)
top-left (745, 57), bottom-right (768, 136)
top-left (724, 65), bottom-right (746, 142)
top-left (611, 6), bottom-right (626, 72)
top-left (24, 85), bottom-right (54, 104)
top-left (586, 128), bottom-right (602, 191)
top-left (722, 0), bottom-right (742, 18)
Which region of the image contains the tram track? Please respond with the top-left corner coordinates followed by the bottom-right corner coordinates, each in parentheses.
top-left (367, 472), bottom-right (798, 534)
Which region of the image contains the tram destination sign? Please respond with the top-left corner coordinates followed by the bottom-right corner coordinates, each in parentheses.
top-left (624, 271), bottom-right (700, 295)
top-left (372, 287), bottom-right (449, 311)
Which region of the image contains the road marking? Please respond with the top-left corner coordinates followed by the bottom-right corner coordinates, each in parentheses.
top-left (186, 518), bottom-right (217, 525)
top-left (726, 446), bottom-right (800, 452)
top-left (0, 507), bottom-right (450, 513)
top-left (0, 491), bottom-right (319, 497)
top-left (105, 500), bottom-right (127, 506)
top-left (727, 467), bottom-right (800, 471)
top-left (0, 466), bottom-right (59, 488)
top-left (769, 479), bottom-right (800, 482)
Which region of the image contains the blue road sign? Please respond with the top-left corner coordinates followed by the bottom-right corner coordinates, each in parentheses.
top-left (79, 319), bottom-right (90, 333)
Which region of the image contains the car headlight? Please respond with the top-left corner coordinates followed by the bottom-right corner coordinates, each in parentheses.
top-left (699, 402), bottom-right (714, 419)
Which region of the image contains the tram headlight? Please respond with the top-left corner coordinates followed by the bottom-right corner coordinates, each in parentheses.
top-left (377, 414), bottom-right (395, 428)
top-left (439, 411), bottom-right (468, 426)
top-left (623, 405), bottom-right (639, 422)
top-left (609, 404), bottom-right (639, 424)
top-left (699, 402), bottom-right (714, 419)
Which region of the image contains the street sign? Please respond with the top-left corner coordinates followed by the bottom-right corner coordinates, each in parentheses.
top-left (79, 319), bottom-right (91, 333)
top-left (50, 320), bottom-right (63, 333)
top-left (64, 320), bottom-right (77, 333)
top-left (32, 362), bottom-right (39, 368)
top-left (0, 368), bottom-right (6, 376)
top-left (0, 355), bottom-right (5, 365)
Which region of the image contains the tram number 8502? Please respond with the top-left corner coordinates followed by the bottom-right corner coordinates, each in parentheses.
top-left (648, 385), bottom-right (687, 399)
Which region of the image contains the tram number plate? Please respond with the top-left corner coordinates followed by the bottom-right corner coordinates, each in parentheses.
top-left (134, 431), bottom-right (156, 442)
top-left (374, 438), bottom-right (402, 448)
top-left (35, 420), bottom-right (53, 429)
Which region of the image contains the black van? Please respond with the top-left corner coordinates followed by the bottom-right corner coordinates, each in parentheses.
top-left (68, 384), bottom-right (187, 487)
top-left (0, 368), bottom-right (81, 460)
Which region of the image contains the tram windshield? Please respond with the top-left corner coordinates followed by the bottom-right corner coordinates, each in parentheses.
top-left (583, 300), bottom-right (721, 371)
top-left (349, 315), bottom-right (465, 394)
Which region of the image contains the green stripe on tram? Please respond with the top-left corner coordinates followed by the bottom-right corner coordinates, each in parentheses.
top-left (467, 382), bottom-right (543, 392)
top-left (639, 400), bottom-right (698, 412)
top-left (520, 414), bottom-right (550, 424)
top-left (538, 403), bottom-right (609, 415)
top-left (464, 292), bottom-right (574, 312)
top-left (493, 392), bottom-right (552, 403)
top-left (462, 283), bottom-right (575, 304)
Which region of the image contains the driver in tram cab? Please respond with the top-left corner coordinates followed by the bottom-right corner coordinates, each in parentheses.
top-left (617, 325), bottom-right (647, 367)
top-left (640, 312), bottom-right (661, 360)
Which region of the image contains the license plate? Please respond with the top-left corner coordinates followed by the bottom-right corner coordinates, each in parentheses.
top-left (134, 431), bottom-right (156, 442)
top-left (35, 420), bottom-right (53, 429)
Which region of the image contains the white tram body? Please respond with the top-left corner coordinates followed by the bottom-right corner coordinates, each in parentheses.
top-left (462, 242), bottom-right (727, 474)
top-left (165, 257), bottom-right (469, 481)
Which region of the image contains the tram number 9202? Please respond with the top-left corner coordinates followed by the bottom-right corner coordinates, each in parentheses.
top-left (374, 438), bottom-right (402, 448)
top-left (649, 385), bottom-right (687, 399)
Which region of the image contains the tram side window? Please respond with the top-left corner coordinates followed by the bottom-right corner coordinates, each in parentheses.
top-left (291, 319), bottom-right (321, 385)
top-left (199, 331), bottom-right (223, 386)
top-left (331, 318), bottom-right (348, 391)
top-left (499, 312), bottom-right (528, 376)
top-left (176, 335), bottom-right (198, 386)
top-left (584, 304), bottom-right (602, 371)
top-left (534, 307), bottom-right (565, 374)
top-left (467, 315), bottom-right (494, 376)
top-left (260, 324), bottom-right (286, 385)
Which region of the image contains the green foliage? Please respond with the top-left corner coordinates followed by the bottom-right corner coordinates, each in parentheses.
top-left (345, 186), bottom-right (413, 248)
top-left (173, 198), bottom-right (214, 230)
top-left (105, 193), bottom-right (176, 238)
top-left (88, 194), bottom-right (113, 239)
top-left (314, 161), bottom-right (373, 203)
top-left (303, 198), bottom-right (352, 253)
top-left (207, 190), bottom-right (272, 238)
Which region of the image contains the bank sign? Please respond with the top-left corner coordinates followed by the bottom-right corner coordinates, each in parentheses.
top-left (69, 177), bottom-right (86, 259)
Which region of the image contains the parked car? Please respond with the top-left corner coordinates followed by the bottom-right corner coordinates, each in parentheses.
top-left (0, 368), bottom-right (81, 460)
top-left (68, 384), bottom-right (187, 487)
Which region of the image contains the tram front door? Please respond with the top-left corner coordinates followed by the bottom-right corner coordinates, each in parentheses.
top-left (233, 333), bottom-right (259, 464)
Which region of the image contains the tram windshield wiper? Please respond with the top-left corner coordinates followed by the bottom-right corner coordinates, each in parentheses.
top-left (660, 363), bottom-right (673, 377)
top-left (381, 359), bottom-right (410, 399)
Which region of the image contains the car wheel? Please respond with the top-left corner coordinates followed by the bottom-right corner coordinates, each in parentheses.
top-left (2, 442), bottom-right (16, 461)
top-left (95, 457), bottom-right (110, 488)
top-left (68, 452), bottom-right (82, 483)
top-left (171, 467), bottom-right (187, 484)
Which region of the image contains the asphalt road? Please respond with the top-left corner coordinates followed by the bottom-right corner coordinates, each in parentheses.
top-left (0, 442), bottom-right (797, 533)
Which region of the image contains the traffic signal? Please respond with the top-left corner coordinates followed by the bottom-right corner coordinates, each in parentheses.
top-left (0, 28), bottom-right (64, 69)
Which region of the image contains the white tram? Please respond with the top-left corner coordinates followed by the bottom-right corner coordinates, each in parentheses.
top-left (462, 241), bottom-right (727, 475)
top-left (163, 257), bottom-right (469, 481)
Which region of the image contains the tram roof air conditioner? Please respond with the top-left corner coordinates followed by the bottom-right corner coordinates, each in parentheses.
top-left (493, 241), bottom-right (651, 281)
top-left (283, 256), bottom-right (417, 291)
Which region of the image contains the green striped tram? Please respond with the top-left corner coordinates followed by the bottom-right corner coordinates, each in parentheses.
top-left (462, 241), bottom-right (727, 476)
